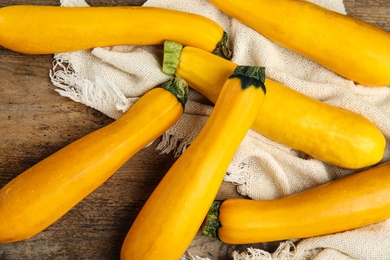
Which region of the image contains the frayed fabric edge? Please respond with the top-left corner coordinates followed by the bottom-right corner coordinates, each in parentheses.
top-left (231, 241), bottom-right (297, 260)
top-left (156, 132), bottom-right (192, 158)
top-left (183, 240), bottom-right (323, 260)
top-left (230, 241), bottom-right (320, 260)
top-left (49, 53), bottom-right (131, 119)
top-left (180, 253), bottom-right (211, 260)
top-left (225, 161), bottom-right (249, 185)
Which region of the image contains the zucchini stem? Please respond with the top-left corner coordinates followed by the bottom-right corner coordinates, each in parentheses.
top-left (230, 66), bottom-right (266, 93)
top-left (161, 76), bottom-right (189, 109)
top-left (162, 40), bottom-right (183, 76)
top-left (202, 200), bottom-right (223, 239)
top-left (212, 31), bottom-right (232, 60)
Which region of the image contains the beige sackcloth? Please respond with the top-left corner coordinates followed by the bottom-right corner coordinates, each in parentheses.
top-left (50, 0), bottom-right (390, 259)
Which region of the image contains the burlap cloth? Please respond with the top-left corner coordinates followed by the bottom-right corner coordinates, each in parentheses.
top-left (50, 0), bottom-right (390, 259)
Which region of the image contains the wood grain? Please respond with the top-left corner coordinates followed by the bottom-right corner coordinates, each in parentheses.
top-left (0, 1), bottom-right (389, 259)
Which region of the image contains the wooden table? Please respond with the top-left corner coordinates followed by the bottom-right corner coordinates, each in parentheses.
top-left (0, 0), bottom-right (389, 259)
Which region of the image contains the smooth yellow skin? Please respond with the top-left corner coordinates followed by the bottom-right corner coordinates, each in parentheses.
top-left (0, 5), bottom-right (224, 54)
top-left (0, 87), bottom-right (183, 243)
top-left (175, 46), bottom-right (386, 169)
top-left (120, 72), bottom-right (265, 259)
top-left (217, 162), bottom-right (390, 244)
top-left (208, 0), bottom-right (390, 86)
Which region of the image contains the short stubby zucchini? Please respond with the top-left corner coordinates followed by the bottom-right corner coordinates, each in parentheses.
top-left (0, 78), bottom-right (188, 243)
top-left (203, 161), bottom-right (390, 244)
top-left (162, 40), bottom-right (386, 169)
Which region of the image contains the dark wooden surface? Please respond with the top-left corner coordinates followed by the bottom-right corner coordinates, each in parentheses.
top-left (0, 0), bottom-right (389, 259)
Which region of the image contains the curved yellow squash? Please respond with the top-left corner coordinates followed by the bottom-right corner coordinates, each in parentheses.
top-left (203, 162), bottom-right (390, 244)
top-left (0, 78), bottom-right (187, 243)
top-left (0, 5), bottom-right (230, 58)
top-left (208, 0), bottom-right (390, 86)
top-left (163, 41), bottom-right (386, 169)
top-left (120, 66), bottom-right (266, 259)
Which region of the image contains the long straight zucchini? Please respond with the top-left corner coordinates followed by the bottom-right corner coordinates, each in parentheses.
top-left (120, 66), bottom-right (266, 259)
top-left (163, 40), bottom-right (386, 169)
top-left (0, 78), bottom-right (188, 243)
top-left (0, 5), bottom-right (231, 58)
top-left (203, 161), bottom-right (390, 244)
top-left (208, 0), bottom-right (390, 86)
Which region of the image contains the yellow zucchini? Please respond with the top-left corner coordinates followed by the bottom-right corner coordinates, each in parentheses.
top-left (207, 0), bottom-right (390, 86)
top-left (0, 78), bottom-right (188, 243)
top-left (162, 40), bottom-right (386, 169)
top-left (120, 66), bottom-right (266, 259)
top-left (203, 161), bottom-right (390, 244)
top-left (0, 5), bottom-right (231, 58)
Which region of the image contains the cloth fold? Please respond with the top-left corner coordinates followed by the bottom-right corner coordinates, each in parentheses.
top-left (50, 0), bottom-right (390, 259)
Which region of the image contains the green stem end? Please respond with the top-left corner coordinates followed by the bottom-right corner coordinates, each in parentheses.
top-left (202, 200), bottom-right (223, 239)
top-left (162, 34), bottom-right (233, 76)
top-left (212, 31), bottom-right (233, 60)
top-left (161, 77), bottom-right (189, 109)
top-left (230, 65), bottom-right (267, 94)
top-left (162, 40), bottom-right (183, 76)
